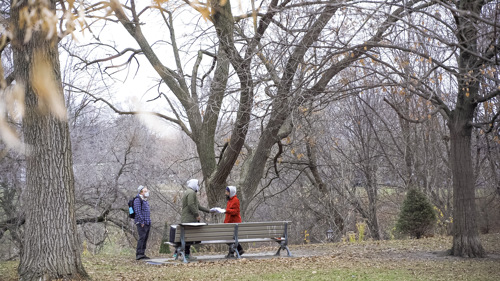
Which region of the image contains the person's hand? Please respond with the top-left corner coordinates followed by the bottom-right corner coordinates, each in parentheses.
top-left (141, 223), bottom-right (144, 227)
top-left (196, 216), bottom-right (201, 222)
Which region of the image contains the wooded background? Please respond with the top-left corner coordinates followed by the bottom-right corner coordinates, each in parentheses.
top-left (0, 0), bottom-right (499, 279)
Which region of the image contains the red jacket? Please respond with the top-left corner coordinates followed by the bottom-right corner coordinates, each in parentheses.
top-left (224, 195), bottom-right (242, 223)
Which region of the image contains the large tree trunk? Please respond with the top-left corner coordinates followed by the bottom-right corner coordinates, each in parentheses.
top-left (11, 1), bottom-right (88, 279)
top-left (448, 112), bottom-right (485, 257)
top-left (446, 0), bottom-right (486, 258)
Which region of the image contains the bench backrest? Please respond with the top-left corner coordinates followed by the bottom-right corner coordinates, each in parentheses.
top-left (171, 221), bottom-right (290, 243)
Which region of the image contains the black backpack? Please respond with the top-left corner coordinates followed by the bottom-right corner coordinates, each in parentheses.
top-left (128, 196), bottom-right (142, 219)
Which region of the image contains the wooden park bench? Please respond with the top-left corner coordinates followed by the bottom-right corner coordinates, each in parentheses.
top-left (166, 221), bottom-right (292, 263)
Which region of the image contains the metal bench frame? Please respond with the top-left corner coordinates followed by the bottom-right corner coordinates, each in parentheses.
top-left (167, 221), bottom-right (292, 263)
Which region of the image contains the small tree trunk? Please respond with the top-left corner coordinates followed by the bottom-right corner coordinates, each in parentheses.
top-left (12, 1), bottom-right (88, 279)
top-left (364, 165), bottom-right (381, 240)
top-left (366, 187), bottom-right (381, 240)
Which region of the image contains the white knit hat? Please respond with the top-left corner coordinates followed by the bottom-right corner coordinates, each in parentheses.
top-left (226, 186), bottom-right (237, 198)
top-left (186, 179), bottom-right (199, 192)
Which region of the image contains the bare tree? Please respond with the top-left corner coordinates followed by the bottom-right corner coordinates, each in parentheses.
top-left (369, 0), bottom-right (499, 257)
top-left (76, 1), bottom-right (426, 220)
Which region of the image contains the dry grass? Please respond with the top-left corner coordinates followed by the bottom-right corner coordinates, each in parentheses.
top-left (1, 233), bottom-right (499, 280)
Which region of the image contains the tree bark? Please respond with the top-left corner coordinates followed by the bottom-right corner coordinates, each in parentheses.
top-left (11, 0), bottom-right (88, 279)
top-left (446, 0), bottom-right (486, 258)
top-left (365, 169), bottom-right (382, 240)
top-left (448, 111), bottom-right (485, 257)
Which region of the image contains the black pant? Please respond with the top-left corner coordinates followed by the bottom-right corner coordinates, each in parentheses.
top-left (136, 224), bottom-right (150, 257)
top-left (185, 242), bottom-right (200, 255)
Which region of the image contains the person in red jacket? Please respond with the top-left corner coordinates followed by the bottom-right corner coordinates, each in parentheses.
top-left (224, 186), bottom-right (244, 257)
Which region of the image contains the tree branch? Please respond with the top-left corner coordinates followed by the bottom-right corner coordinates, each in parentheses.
top-left (384, 97), bottom-right (442, 124)
top-left (470, 110), bottom-right (500, 133)
top-left (273, 140), bottom-right (283, 176)
top-left (476, 89), bottom-right (500, 103)
top-left (63, 83), bottom-right (192, 137)
top-left (85, 48), bottom-right (142, 66)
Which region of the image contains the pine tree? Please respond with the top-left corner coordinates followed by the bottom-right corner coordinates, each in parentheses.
top-left (396, 189), bottom-right (436, 239)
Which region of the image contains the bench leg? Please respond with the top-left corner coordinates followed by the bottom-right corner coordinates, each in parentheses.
top-left (174, 246), bottom-right (184, 261)
top-left (174, 247), bottom-right (180, 260)
top-left (275, 245), bottom-right (292, 257)
top-left (174, 246), bottom-right (188, 263)
top-left (275, 247), bottom-right (281, 256)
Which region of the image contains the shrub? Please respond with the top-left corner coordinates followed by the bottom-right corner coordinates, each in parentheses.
top-left (356, 222), bottom-right (366, 242)
top-left (396, 189), bottom-right (436, 239)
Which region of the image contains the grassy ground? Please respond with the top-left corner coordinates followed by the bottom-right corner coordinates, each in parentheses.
top-left (1, 233), bottom-right (499, 280)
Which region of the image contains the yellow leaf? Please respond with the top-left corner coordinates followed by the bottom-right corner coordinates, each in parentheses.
top-left (5, 83), bottom-right (25, 122)
top-left (198, 7), bottom-right (211, 21)
top-left (153, 0), bottom-right (169, 4)
top-left (0, 120), bottom-right (24, 152)
top-left (31, 52), bottom-right (67, 120)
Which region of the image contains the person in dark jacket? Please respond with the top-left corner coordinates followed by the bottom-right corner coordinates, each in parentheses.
top-left (134, 185), bottom-right (151, 260)
top-left (180, 179), bottom-right (211, 260)
top-left (224, 186), bottom-right (244, 257)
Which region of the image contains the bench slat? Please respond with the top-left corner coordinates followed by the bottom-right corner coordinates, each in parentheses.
top-left (181, 225), bottom-right (285, 233)
top-left (180, 233), bottom-right (285, 242)
top-left (169, 237), bottom-right (283, 245)
top-left (180, 228), bottom-right (285, 237)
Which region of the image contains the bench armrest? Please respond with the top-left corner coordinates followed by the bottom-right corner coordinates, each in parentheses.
top-left (179, 222), bottom-right (207, 226)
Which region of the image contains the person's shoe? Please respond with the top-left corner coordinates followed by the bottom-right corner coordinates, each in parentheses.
top-left (173, 253), bottom-right (178, 259)
top-left (225, 252), bottom-right (235, 258)
top-left (142, 255), bottom-right (150, 260)
top-left (185, 254), bottom-right (197, 261)
top-left (136, 255), bottom-right (145, 260)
